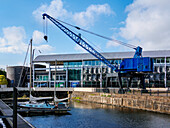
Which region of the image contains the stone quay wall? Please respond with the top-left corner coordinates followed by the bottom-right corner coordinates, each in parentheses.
top-left (71, 91), bottom-right (170, 114)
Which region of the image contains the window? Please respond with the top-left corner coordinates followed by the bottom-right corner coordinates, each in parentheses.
top-left (67, 61), bottom-right (82, 67)
top-left (68, 69), bottom-right (81, 80)
top-left (153, 58), bottom-right (156, 63)
top-left (161, 58), bottom-right (165, 63)
top-left (166, 58), bottom-right (170, 63)
top-left (96, 61), bottom-right (99, 65)
top-left (27, 75), bottom-right (30, 79)
top-left (157, 59), bottom-right (161, 63)
top-left (60, 75), bottom-right (66, 80)
top-left (56, 76), bottom-right (59, 80)
top-left (43, 76), bottom-right (48, 81)
top-left (39, 76), bottom-right (42, 81)
top-left (89, 61), bottom-right (92, 65)
top-left (91, 61), bottom-right (95, 66)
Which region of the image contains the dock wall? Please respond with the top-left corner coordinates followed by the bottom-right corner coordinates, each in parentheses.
top-left (71, 91), bottom-right (170, 114)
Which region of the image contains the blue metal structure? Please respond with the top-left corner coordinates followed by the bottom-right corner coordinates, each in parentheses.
top-left (42, 13), bottom-right (154, 92)
top-left (42, 13), bottom-right (118, 71)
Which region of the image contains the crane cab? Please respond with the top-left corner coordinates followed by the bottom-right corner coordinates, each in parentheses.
top-left (120, 57), bottom-right (154, 72)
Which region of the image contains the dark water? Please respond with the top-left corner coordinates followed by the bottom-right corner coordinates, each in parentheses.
top-left (24, 102), bottom-right (170, 128)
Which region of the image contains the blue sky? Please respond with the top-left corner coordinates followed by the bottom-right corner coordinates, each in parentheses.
top-left (0, 0), bottom-right (170, 69)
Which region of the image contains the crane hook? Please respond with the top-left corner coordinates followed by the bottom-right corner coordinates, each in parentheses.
top-left (44, 35), bottom-right (48, 42)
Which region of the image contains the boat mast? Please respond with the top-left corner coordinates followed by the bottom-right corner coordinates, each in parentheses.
top-left (54, 60), bottom-right (57, 104)
top-left (29, 39), bottom-right (33, 100)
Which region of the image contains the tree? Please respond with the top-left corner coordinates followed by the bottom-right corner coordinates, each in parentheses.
top-left (0, 75), bottom-right (8, 85)
top-left (0, 69), bottom-right (6, 77)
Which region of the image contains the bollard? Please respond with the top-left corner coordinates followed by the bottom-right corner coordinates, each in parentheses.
top-left (13, 86), bottom-right (18, 128)
top-left (141, 90), bottom-right (142, 96)
top-left (150, 89), bottom-right (151, 96)
top-left (157, 90), bottom-right (159, 96)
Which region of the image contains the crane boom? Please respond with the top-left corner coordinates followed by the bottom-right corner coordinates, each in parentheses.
top-left (42, 13), bottom-right (154, 93)
top-left (43, 13), bottom-right (117, 71)
top-left (42, 13), bottom-right (153, 73)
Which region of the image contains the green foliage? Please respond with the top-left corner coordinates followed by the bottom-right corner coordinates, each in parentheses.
top-left (101, 94), bottom-right (106, 97)
top-left (0, 70), bottom-right (6, 77)
top-left (75, 100), bottom-right (80, 103)
top-left (90, 94), bottom-right (95, 96)
top-left (107, 95), bottom-right (111, 97)
top-left (0, 75), bottom-right (8, 85)
top-left (75, 97), bottom-right (81, 100)
top-left (72, 97), bottom-right (81, 100)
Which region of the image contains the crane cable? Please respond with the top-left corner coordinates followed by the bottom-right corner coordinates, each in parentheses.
top-left (54, 18), bottom-right (136, 49)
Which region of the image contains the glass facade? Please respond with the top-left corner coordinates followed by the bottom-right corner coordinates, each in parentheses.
top-left (68, 69), bottom-right (81, 80)
top-left (52, 75), bottom-right (66, 81)
top-left (64, 61), bottom-right (82, 67)
top-left (33, 56), bottom-right (170, 88)
top-left (154, 57), bottom-right (170, 64)
top-left (84, 60), bottom-right (101, 66)
top-left (35, 75), bottom-right (49, 81)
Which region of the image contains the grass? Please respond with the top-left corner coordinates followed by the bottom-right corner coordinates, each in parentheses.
top-left (90, 94), bottom-right (95, 96)
top-left (72, 97), bottom-right (81, 100)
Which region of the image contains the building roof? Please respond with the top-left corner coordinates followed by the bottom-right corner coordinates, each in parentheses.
top-left (33, 50), bottom-right (170, 62)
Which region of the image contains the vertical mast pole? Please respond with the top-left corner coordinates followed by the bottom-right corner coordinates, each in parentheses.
top-left (54, 60), bottom-right (57, 104)
top-left (30, 39), bottom-right (32, 100)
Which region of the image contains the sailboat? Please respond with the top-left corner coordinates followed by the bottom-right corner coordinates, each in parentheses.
top-left (18, 95), bottom-right (57, 109)
top-left (18, 95), bottom-right (69, 109)
top-left (18, 39), bottom-right (69, 109)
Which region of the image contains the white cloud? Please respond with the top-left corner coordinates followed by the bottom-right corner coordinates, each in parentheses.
top-left (0, 27), bottom-right (54, 54)
top-left (73, 4), bottom-right (114, 27)
top-left (0, 26), bottom-right (27, 54)
top-left (32, 30), bottom-right (45, 44)
top-left (33, 0), bottom-right (69, 22)
top-left (119, 0), bottom-right (170, 50)
top-left (33, 0), bottom-right (114, 27)
top-left (34, 44), bottom-right (54, 54)
top-left (32, 30), bottom-right (54, 54)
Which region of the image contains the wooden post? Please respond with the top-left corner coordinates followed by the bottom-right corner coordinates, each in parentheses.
top-left (13, 86), bottom-right (17, 128)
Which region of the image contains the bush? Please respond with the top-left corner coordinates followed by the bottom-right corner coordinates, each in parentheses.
top-left (107, 95), bottom-right (111, 97)
top-left (0, 75), bottom-right (8, 85)
top-left (101, 94), bottom-right (106, 97)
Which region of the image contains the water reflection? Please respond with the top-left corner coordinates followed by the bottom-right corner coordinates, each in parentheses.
top-left (25, 101), bottom-right (170, 128)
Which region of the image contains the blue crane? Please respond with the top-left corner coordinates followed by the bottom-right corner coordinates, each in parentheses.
top-left (42, 13), bottom-right (154, 93)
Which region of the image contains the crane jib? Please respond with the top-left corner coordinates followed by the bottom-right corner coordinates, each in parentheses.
top-left (43, 13), bottom-right (117, 71)
top-left (42, 13), bottom-right (153, 73)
